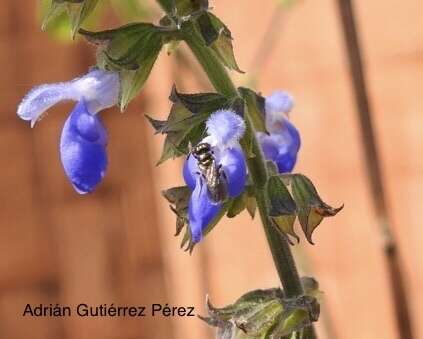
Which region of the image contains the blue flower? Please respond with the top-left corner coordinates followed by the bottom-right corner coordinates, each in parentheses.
top-left (257, 90), bottom-right (301, 173)
top-left (17, 68), bottom-right (120, 193)
top-left (183, 110), bottom-right (247, 243)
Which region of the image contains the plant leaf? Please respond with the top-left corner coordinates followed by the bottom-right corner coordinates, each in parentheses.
top-left (201, 287), bottom-right (319, 338)
top-left (196, 12), bottom-right (243, 73)
top-left (226, 193), bottom-right (247, 218)
top-left (80, 23), bottom-right (168, 109)
top-left (272, 215), bottom-right (299, 244)
top-left (148, 87), bottom-right (235, 164)
top-left (157, 0), bottom-right (208, 16)
top-left (239, 87), bottom-right (267, 133)
top-left (162, 186), bottom-right (190, 243)
top-left (170, 86), bottom-right (228, 114)
top-left (42, 0), bottom-right (100, 38)
top-left (267, 175), bottom-right (297, 217)
top-left (246, 196), bottom-right (257, 219)
top-left (176, 0), bottom-right (208, 17)
top-left (291, 174), bottom-right (343, 244)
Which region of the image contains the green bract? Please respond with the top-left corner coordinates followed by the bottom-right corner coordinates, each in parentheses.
top-left (42, 0), bottom-right (100, 38)
top-left (80, 23), bottom-right (170, 109)
top-left (200, 278), bottom-right (321, 339)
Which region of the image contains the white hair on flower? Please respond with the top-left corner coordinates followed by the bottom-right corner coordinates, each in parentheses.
top-left (205, 109), bottom-right (246, 148)
top-left (264, 90), bottom-right (295, 133)
top-left (265, 90), bottom-right (294, 115)
top-left (17, 69), bottom-right (120, 127)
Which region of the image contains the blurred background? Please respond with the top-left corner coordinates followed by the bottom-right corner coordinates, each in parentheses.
top-left (1, 0), bottom-right (422, 338)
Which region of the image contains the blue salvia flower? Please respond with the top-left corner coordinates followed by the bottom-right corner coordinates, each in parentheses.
top-left (257, 90), bottom-right (301, 173)
top-left (183, 110), bottom-right (247, 243)
top-left (17, 68), bottom-right (120, 194)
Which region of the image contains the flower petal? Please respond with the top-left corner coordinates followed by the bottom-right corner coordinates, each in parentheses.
top-left (71, 68), bottom-right (120, 114)
top-left (60, 100), bottom-right (108, 194)
top-left (188, 178), bottom-right (222, 243)
top-left (17, 68), bottom-right (119, 127)
top-left (17, 82), bottom-right (74, 127)
top-left (284, 118), bottom-right (301, 153)
top-left (183, 154), bottom-right (198, 190)
top-left (219, 147), bottom-right (247, 198)
top-left (257, 118), bottom-right (301, 174)
top-left (265, 90), bottom-right (294, 115)
top-left (257, 132), bottom-right (280, 160)
top-left (275, 152), bottom-right (298, 173)
top-left (206, 110), bottom-right (245, 148)
top-left (264, 91), bottom-right (295, 133)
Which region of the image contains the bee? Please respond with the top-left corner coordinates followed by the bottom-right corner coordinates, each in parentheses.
top-left (191, 142), bottom-right (228, 203)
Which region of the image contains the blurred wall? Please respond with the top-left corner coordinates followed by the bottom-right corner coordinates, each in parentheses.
top-left (1, 1), bottom-right (422, 339)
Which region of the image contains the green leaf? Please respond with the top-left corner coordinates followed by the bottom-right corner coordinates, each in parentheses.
top-left (176, 0), bottom-right (208, 17)
top-left (156, 0), bottom-right (174, 14)
top-left (72, 0), bottom-right (99, 37)
top-left (145, 115), bottom-right (167, 133)
top-left (41, 1), bottom-right (66, 31)
top-left (246, 196), bottom-right (257, 219)
top-left (152, 101), bottom-right (208, 160)
top-left (162, 186), bottom-right (190, 244)
top-left (162, 186), bottom-right (191, 219)
top-left (156, 135), bottom-right (187, 165)
top-left (181, 21), bottom-right (238, 97)
top-left (239, 87), bottom-right (267, 133)
top-left (201, 288), bottom-right (319, 338)
top-left (196, 12), bottom-right (243, 73)
top-left (157, 0), bottom-right (208, 17)
top-left (239, 115), bottom-right (255, 159)
top-left (39, 1), bottom-right (72, 42)
top-left (118, 45), bottom-right (161, 110)
top-left (148, 87), bottom-right (235, 164)
top-left (110, 0), bottom-right (150, 22)
top-left (42, 0), bottom-right (100, 38)
top-left (227, 193), bottom-right (248, 218)
top-left (169, 86), bottom-right (228, 114)
top-left (267, 176), bottom-right (296, 217)
top-left (272, 215), bottom-right (299, 245)
top-left (291, 174), bottom-right (343, 244)
top-left (80, 23), bottom-right (167, 109)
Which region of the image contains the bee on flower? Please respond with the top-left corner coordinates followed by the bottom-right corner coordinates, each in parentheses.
top-left (183, 110), bottom-right (247, 243)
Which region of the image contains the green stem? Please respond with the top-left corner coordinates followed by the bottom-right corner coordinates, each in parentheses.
top-left (181, 22), bottom-right (238, 97)
top-left (183, 22), bottom-right (316, 338)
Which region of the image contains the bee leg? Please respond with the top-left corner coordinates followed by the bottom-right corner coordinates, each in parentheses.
top-left (221, 168), bottom-right (228, 182)
top-left (217, 164), bottom-right (225, 176)
top-left (195, 171), bottom-right (207, 180)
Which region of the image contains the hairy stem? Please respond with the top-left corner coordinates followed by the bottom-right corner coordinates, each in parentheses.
top-left (182, 22), bottom-right (237, 97)
top-left (183, 24), bottom-right (316, 338)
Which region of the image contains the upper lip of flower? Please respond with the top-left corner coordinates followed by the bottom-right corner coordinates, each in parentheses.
top-left (17, 68), bottom-right (120, 127)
